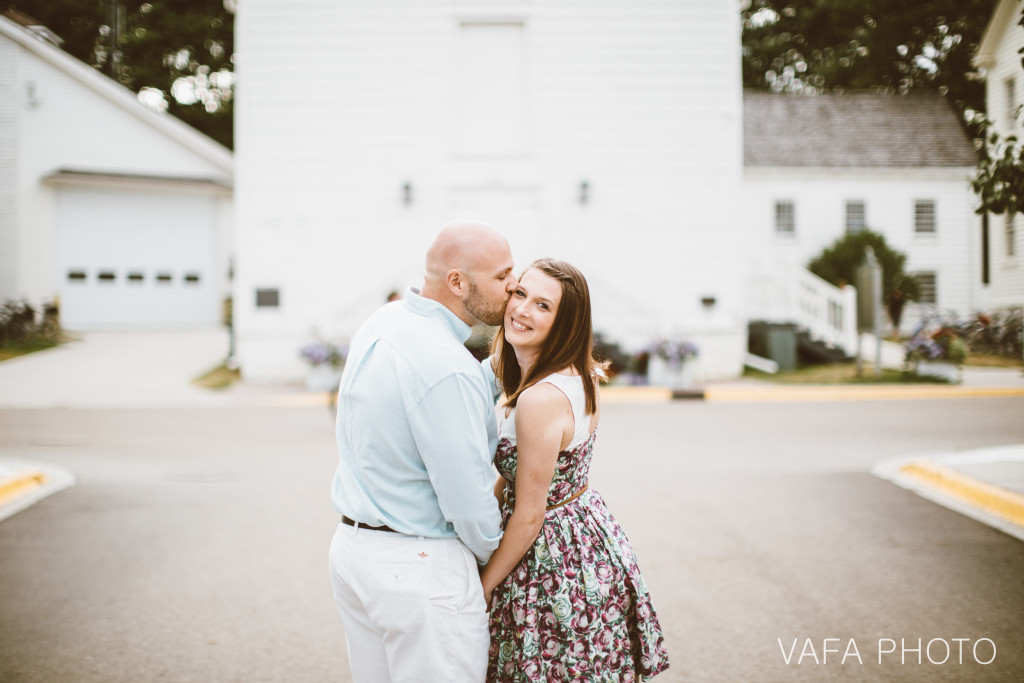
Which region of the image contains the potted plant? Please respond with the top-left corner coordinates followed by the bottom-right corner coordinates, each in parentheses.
top-left (904, 326), bottom-right (968, 383)
top-left (300, 340), bottom-right (348, 392)
top-left (644, 337), bottom-right (699, 389)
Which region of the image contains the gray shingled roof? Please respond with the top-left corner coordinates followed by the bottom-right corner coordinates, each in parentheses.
top-left (744, 91), bottom-right (978, 168)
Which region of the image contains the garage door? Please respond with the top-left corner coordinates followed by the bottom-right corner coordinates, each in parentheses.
top-left (56, 187), bottom-right (220, 330)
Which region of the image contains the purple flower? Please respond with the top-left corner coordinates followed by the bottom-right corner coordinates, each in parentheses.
top-left (645, 337), bottom-right (699, 363)
top-left (299, 341), bottom-right (348, 368)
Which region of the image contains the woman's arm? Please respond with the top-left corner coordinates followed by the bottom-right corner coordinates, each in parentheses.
top-left (493, 475), bottom-right (506, 507)
top-left (480, 383), bottom-right (573, 603)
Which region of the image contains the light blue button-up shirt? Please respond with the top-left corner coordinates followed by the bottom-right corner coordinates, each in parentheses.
top-left (330, 288), bottom-right (503, 564)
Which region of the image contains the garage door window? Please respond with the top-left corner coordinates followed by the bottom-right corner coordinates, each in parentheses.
top-left (98, 271), bottom-right (116, 283)
top-left (67, 270), bottom-right (87, 283)
top-left (127, 272), bottom-right (145, 284)
top-left (184, 273), bottom-right (201, 285)
top-left (156, 273), bottom-right (173, 285)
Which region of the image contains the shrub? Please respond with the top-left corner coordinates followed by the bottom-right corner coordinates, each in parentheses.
top-left (807, 230), bottom-right (920, 331)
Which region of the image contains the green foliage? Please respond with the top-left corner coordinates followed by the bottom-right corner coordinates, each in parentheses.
top-left (807, 230), bottom-right (920, 330)
top-left (972, 128), bottom-right (1024, 216)
top-left (9, 1), bottom-right (234, 148)
top-left (741, 0), bottom-right (997, 137)
top-left (0, 299), bottom-right (61, 360)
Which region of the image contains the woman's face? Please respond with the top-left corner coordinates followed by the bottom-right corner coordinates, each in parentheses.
top-left (503, 268), bottom-right (562, 353)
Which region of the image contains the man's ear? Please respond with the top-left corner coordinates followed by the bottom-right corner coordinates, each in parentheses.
top-left (445, 268), bottom-right (466, 297)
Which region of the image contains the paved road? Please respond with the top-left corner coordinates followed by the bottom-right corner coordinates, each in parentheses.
top-left (1, 398), bottom-right (1023, 682)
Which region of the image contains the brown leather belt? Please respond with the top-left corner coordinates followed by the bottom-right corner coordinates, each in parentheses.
top-left (342, 516), bottom-right (398, 533)
top-left (546, 484), bottom-right (589, 511)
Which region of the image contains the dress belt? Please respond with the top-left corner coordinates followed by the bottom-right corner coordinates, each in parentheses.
top-left (342, 516), bottom-right (398, 533)
top-left (546, 484), bottom-right (589, 511)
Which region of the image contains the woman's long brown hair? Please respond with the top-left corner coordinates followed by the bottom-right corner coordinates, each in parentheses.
top-left (491, 258), bottom-right (608, 414)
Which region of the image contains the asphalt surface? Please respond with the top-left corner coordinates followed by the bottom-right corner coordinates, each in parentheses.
top-left (2, 398), bottom-right (1023, 682)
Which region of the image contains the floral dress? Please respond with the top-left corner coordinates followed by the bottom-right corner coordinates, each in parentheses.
top-left (488, 373), bottom-right (670, 682)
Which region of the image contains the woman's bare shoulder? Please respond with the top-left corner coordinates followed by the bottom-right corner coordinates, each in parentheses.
top-left (516, 381), bottom-right (571, 416)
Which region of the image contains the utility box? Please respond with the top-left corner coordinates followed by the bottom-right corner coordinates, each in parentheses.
top-left (748, 321), bottom-right (797, 371)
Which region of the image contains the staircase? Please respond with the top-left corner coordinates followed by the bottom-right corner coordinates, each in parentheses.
top-left (747, 266), bottom-right (858, 366)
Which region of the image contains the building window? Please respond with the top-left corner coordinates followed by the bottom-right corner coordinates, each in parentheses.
top-left (914, 200), bottom-right (936, 233)
top-left (775, 201), bottom-right (795, 235)
top-left (255, 288), bottom-right (280, 308)
top-left (845, 200), bottom-right (865, 233)
top-left (1008, 213), bottom-right (1017, 258)
top-left (916, 271), bottom-right (937, 305)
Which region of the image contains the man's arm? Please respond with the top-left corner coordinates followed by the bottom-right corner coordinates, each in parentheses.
top-left (408, 372), bottom-right (503, 564)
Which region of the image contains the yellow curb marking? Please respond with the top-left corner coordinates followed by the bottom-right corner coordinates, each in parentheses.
top-left (705, 385), bottom-right (1024, 403)
top-left (900, 461), bottom-right (1024, 529)
top-left (256, 385), bottom-right (1024, 407)
top-left (599, 386), bottom-right (672, 403)
top-left (0, 470), bottom-right (48, 506)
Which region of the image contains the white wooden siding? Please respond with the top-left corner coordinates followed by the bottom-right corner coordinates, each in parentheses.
top-left (744, 167), bottom-right (980, 332)
top-left (0, 36), bottom-right (17, 299)
top-left (236, 0), bottom-right (745, 381)
top-left (981, 0), bottom-right (1024, 309)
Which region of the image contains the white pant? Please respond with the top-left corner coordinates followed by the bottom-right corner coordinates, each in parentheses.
top-left (329, 523), bottom-right (489, 683)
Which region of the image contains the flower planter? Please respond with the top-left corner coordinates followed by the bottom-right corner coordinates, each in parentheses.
top-left (647, 355), bottom-right (695, 390)
top-left (305, 364), bottom-right (343, 392)
top-left (914, 360), bottom-right (961, 384)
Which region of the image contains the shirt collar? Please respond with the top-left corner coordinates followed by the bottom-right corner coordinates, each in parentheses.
top-left (402, 287), bottom-right (473, 343)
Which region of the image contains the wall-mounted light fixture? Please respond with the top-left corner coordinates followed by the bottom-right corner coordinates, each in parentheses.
top-left (701, 296), bottom-right (716, 308)
top-left (402, 182), bottom-right (413, 206)
top-left (579, 180), bottom-right (589, 205)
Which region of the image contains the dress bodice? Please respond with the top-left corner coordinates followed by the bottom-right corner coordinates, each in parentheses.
top-left (494, 373), bottom-right (596, 510)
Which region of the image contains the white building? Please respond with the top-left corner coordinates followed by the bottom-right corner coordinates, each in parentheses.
top-left (974, 0), bottom-right (1024, 312)
top-left (743, 91), bottom-right (982, 336)
top-left (0, 13), bottom-right (233, 330)
top-left (234, 0), bottom-right (748, 382)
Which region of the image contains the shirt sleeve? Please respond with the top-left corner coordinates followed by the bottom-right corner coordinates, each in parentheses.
top-left (479, 355), bottom-right (502, 405)
top-left (408, 371), bottom-right (503, 564)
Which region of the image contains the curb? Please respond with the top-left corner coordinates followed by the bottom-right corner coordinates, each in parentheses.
top-left (0, 460), bottom-right (76, 522)
top-left (898, 461), bottom-right (1024, 531)
top-left (0, 469), bottom-right (47, 507)
top-left (874, 450), bottom-right (1024, 543)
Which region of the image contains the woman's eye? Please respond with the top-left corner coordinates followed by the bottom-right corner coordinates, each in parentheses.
top-left (538, 303), bottom-right (548, 310)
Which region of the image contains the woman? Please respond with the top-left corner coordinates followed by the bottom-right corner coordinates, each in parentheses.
top-left (481, 258), bottom-right (670, 682)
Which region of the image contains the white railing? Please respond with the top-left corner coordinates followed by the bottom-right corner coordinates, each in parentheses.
top-left (747, 266), bottom-right (858, 356)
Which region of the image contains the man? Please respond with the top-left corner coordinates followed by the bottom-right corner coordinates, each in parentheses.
top-left (329, 220), bottom-right (517, 683)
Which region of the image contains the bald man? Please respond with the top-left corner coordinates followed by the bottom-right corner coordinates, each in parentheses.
top-left (329, 220), bottom-right (517, 683)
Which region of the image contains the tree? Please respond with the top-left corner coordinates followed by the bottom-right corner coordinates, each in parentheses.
top-left (741, 0), bottom-right (997, 137)
top-left (808, 230), bottom-right (921, 331)
top-left (971, 6), bottom-right (1024, 217)
top-left (8, 1), bottom-right (234, 148)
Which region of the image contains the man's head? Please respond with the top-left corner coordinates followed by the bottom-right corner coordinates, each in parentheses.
top-left (421, 220), bottom-right (517, 326)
